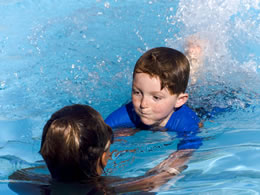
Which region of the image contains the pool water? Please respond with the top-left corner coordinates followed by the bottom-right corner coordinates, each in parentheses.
top-left (0, 0), bottom-right (260, 194)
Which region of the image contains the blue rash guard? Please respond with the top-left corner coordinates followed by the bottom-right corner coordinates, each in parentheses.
top-left (105, 102), bottom-right (202, 150)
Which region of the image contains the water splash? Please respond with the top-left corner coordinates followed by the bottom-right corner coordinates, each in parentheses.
top-left (165, 0), bottom-right (260, 113)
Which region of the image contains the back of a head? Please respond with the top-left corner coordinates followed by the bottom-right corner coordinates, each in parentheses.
top-left (133, 47), bottom-right (190, 95)
top-left (40, 104), bottom-right (113, 181)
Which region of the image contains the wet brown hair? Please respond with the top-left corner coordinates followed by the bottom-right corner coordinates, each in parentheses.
top-left (40, 104), bottom-right (113, 181)
top-left (133, 47), bottom-right (190, 95)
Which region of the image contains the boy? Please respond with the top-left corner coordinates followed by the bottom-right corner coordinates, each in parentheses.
top-left (105, 47), bottom-right (202, 151)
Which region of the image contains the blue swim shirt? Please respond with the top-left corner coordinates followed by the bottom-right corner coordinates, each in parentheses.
top-left (105, 102), bottom-right (202, 150)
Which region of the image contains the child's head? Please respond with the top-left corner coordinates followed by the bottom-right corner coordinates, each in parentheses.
top-left (184, 34), bottom-right (207, 62)
top-left (133, 47), bottom-right (190, 95)
top-left (40, 104), bottom-right (113, 181)
top-left (131, 47), bottom-right (190, 127)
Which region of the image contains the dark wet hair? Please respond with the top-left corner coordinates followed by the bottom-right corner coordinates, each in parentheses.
top-left (40, 104), bottom-right (113, 181)
top-left (133, 47), bottom-right (190, 95)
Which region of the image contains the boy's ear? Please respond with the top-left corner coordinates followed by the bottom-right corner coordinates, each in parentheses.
top-left (175, 93), bottom-right (188, 108)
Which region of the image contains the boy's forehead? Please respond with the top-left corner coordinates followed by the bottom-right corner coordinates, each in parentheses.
top-left (133, 72), bottom-right (161, 84)
top-left (133, 72), bottom-right (177, 95)
top-left (133, 73), bottom-right (165, 90)
top-left (133, 72), bottom-right (160, 80)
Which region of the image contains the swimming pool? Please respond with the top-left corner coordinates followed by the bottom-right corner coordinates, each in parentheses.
top-left (0, 0), bottom-right (260, 194)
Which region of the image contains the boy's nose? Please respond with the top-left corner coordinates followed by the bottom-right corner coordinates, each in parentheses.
top-left (140, 96), bottom-right (148, 108)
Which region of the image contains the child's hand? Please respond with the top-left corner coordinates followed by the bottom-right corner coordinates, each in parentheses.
top-left (145, 149), bottom-right (193, 176)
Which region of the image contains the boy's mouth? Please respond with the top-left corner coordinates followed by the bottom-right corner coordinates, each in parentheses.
top-left (138, 110), bottom-right (150, 115)
top-left (139, 113), bottom-right (152, 119)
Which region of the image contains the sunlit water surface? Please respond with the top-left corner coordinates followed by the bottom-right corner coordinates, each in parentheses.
top-left (0, 0), bottom-right (260, 194)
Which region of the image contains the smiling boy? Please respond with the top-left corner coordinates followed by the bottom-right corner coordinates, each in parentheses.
top-left (132, 72), bottom-right (188, 128)
top-left (105, 47), bottom-right (201, 175)
top-left (106, 47), bottom-right (200, 144)
top-left (105, 47), bottom-right (201, 172)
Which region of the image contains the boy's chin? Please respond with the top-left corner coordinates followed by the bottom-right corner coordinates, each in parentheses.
top-left (140, 118), bottom-right (159, 127)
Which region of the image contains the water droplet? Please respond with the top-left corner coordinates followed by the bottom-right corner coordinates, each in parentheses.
top-left (104, 2), bottom-right (110, 8)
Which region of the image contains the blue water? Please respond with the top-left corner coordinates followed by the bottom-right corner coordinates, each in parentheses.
top-left (0, 0), bottom-right (260, 194)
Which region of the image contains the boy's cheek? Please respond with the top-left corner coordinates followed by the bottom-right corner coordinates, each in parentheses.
top-left (132, 97), bottom-right (140, 106)
top-left (153, 105), bottom-right (173, 115)
top-left (132, 101), bottom-right (140, 112)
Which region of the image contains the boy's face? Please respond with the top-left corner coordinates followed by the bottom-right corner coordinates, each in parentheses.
top-left (132, 73), bottom-right (187, 127)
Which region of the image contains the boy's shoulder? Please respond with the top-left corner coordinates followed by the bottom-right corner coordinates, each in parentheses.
top-left (174, 104), bottom-right (199, 119)
top-left (166, 104), bottom-right (200, 132)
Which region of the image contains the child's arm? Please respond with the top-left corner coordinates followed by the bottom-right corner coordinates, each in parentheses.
top-left (8, 165), bottom-right (50, 183)
top-left (113, 149), bottom-right (192, 192)
top-left (113, 127), bottom-right (140, 138)
top-left (145, 149), bottom-right (193, 176)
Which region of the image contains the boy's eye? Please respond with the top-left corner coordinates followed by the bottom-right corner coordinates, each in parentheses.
top-left (153, 96), bottom-right (162, 101)
top-left (132, 89), bottom-right (141, 95)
